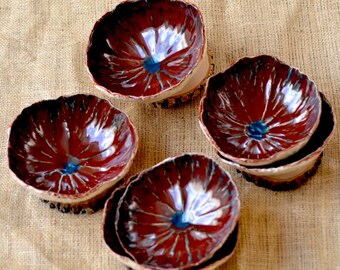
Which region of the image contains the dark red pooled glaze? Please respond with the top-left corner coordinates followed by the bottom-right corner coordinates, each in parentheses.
top-left (200, 55), bottom-right (321, 164)
top-left (112, 154), bottom-right (239, 269)
top-left (8, 94), bottom-right (137, 198)
top-left (86, 0), bottom-right (205, 99)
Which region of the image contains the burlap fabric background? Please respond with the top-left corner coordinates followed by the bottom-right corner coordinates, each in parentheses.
top-left (1, 0), bottom-right (339, 269)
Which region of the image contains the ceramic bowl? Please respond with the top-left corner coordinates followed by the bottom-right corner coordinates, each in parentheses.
top-left (103, 154), bottom-right (240, 270)
top-left (199, 55), bottom-right (322, 167)
top-left (219, 92), bottom-right (335, 191)
top-left (8, 94), bottom-right (138, 214)
top-left (86, 0), bottom-right (212, 107)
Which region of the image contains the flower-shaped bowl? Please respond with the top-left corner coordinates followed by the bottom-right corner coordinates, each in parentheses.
top-left (8, 94), bottom-right (138, 214)
top-left (103, 154), bottom-right (240, 269)
top-left (86, 0), bottom-right (212, 108)
top-left (199, 55), bottom-right (322, 167)
top-left (219, 92), bottom-right (335, 191)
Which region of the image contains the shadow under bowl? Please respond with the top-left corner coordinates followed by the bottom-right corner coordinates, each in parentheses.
top-left (103, 154), bottom-right (240, 269)
top-left (86, 0), bottom-right (211, 107)
top-left (8, 94), bottom-right (138, 214)
top-left (199, 55), bottom-right (322, 167)
top-left (218, 92), bottom-right (335, 191)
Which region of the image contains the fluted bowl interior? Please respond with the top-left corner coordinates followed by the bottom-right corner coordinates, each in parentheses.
top-left (200, 55), bottom-right (321, 166)
top-left (86, 0), bottom-right (205, 100)
top-left (8, 94), bottom-right (138, 201)
top-left (219, 92), bottom-right (335, 171)
top-left (104, 154), bottom-right (240, 270)
top-left (103, 183), bottom-right (239, 270)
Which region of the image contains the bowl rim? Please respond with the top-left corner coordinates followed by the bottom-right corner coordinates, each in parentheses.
top-left (7, 94), bottom-right (139, 204)
top-left (217, 92), bottom-right (335, 174)
top-left (199, 54), bottom-right (323, 166)
top-left (104, 153), bottom-right (240, 270)
top-left (85, 0), bottom-right (207, 102)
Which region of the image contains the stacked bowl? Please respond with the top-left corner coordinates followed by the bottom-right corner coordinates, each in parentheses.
top-left (103, 154), bottom-right (240, 270)
top-left (199, 55), bottom-right (335, 190)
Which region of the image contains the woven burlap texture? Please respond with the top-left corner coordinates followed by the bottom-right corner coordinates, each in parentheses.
top-left (1, 0), bottom-right (339, 269)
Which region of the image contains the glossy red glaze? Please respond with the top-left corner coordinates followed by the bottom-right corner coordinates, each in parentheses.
top-left (8, 94), bottom-right (138, 198)
top-left (104, 185), bottom-right (134, 260)
top-left (86, 0), bottom-right (205, 100)
top-left (114, 154), bottom-right (240, 269)
top-left (103, 183), bottom-right (239, 270)
top-left (218, 92), bottom-right (335, 169)
top-left (200, 55), bottom-right (321, 165)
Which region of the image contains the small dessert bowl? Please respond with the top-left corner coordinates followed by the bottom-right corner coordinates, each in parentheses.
top-left (86, 0), bottom-right (211, 107)
top-left (103, 154), bottom-right (240, 269)
top-left (7, 94), bottom-right (138, 214)
top-left (219, 92), bottom-right (335, 190)
top-left (199, 55), bottom-right (322, 167)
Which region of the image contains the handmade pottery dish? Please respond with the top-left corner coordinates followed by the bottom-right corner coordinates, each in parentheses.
top-left (86, 0), bottom-right (212, 108)
top-left (218, 92), bottom-right (335, 191)
top-left (199, 55), bottom-right (322, 167)
top-left (103, 154), bottom-right (240, 270)
top-left (8, 94), bottom-right (138, 214)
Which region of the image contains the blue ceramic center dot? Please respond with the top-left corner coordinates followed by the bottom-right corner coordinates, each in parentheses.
top-left (62, 161), bottom-right (80, 174)
top-left (171, 212), bottom-right (190, 229)
top-left (246, 120), bottom-right (268, 140)
top-left (144, 56), bottom-right (160, 73)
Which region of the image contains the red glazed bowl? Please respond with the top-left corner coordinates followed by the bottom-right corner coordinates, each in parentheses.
top-left (8, 94), bottom-right (138, 214)
top-left (86, 0), bottom-right (211, 107)
top-left (103, 154), bottom-right (240, 270)
top-left (199, 55), bottom-right (322, 167)
top-left (219, 92), bottom-right (335, 191)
